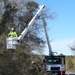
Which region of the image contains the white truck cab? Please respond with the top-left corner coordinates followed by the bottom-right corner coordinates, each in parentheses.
top-left (43, 56), bottom-right (65, 75)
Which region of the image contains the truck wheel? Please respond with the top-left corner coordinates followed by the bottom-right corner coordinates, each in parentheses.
top-left (62, 71), bottom-right (65, 75)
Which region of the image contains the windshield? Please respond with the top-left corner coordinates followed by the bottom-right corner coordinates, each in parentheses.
top-left (46, 58), bottom-right (62, 64)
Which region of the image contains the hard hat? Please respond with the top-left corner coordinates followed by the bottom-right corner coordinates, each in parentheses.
top-left (11, 28), bottom-right (14, 31)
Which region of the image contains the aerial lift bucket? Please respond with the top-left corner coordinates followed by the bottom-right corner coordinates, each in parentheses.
top-left (6, 37), bottom-right (19, 49)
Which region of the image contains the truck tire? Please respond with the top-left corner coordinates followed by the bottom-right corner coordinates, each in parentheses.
top-left (62, 71), bottom-right (65, 75)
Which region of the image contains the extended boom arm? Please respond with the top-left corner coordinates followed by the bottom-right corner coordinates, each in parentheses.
top-left (42, 16), bottom-right (54, 56)
top-left (6, 5), bottom-right (45, 49)
top-left (18, 5), bottom-right (45, 40)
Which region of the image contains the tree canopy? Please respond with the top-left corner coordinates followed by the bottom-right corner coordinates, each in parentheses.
top-left (0, 0), bottom-right (54, 74)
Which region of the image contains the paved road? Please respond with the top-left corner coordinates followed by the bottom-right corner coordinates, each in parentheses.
top-left (65, 74), bottom-right (75, 75)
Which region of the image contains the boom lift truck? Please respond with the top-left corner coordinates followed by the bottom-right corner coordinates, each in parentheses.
top-left (42, 17), bottom-right (66, 75)
top-left (6, 4), bottom-right (66, 75)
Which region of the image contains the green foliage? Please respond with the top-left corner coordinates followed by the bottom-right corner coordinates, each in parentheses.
top-left (59, 53), bottom-right (64, 56)
top-left (0, 3), bottom-right (18, 35)
top-left (0, 3), bottom-right (11, 34)
top-left (0, 1), bottom-right (47, 75)
top-left (67, 56), bottom-right (74, 69)
top-left (0, 50), bottom-right (31, 75)
top-left (26, 1), bottom-right (38, 11)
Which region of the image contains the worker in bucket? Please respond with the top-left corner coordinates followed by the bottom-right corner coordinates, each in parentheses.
top-left (8, 28), bottom-right (17, 37)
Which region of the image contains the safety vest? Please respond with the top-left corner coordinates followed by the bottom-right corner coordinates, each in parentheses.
top-left (8, 31), bottom-right (17, 37)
